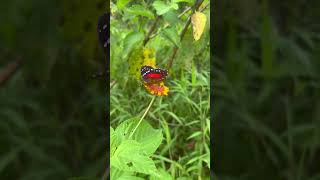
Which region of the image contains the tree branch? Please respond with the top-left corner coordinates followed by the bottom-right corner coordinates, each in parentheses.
top-left (167, 0), bottom-right (205, 70)
top-left (143, 16), bottom-right (161, 46)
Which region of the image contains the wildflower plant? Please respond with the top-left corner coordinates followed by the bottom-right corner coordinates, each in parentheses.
top-left (109, 0), bottom-right (210, 179)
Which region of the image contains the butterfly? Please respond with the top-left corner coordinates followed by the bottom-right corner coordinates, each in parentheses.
top-left (141, 66), bottom-right (168, 84)
top-left (97, 12), bottom-right (110, 49)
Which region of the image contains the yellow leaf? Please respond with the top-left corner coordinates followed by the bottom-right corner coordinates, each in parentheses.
top-left (191, 11), bottom-right (207, 41)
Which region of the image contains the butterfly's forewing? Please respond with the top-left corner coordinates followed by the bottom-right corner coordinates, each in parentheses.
top-left (141, 66), bottom-right (168, 84)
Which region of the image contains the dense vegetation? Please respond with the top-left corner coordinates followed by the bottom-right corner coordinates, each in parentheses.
top-left (110, 0), bottom-right (210, 179)
top-left (1, 0), bottom-right (107, 179)
top-left (213, 0), bottom-right (320, 179)
top-left (1, 0), bottom-right (320, 179)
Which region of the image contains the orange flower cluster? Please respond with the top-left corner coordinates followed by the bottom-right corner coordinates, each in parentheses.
top-left (143, 82), bottom-right (169, 96)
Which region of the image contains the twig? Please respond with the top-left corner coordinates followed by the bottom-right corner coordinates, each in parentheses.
top-left (200, 2), bottom-right (210, 12)
top-left (0, 58), bottom-right (22, 87)
top-left (179, 6), bottom-right (192, 18)
top-left (143, 16), bottom-right (161, 46)
top-left (166, 0), bottom-right (205, 71)
top-left (148, 6), bottom-right (193, 41)
top-left (149, 2), bottom-right (209, 41)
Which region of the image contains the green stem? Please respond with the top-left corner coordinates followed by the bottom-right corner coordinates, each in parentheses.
top-left (129, 96), bottom-right (156, 139)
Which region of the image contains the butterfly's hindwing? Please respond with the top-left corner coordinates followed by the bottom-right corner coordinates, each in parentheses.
top-left (141, 66), bottom-right (168, 84)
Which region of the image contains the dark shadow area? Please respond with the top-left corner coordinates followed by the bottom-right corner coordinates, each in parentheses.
top-left (0, 0), bottom-right (107, 179)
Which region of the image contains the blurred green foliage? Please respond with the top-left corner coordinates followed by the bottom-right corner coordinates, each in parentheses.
top-left (213, 0), bottom-right (320, 179)
top-left (0, 0), bottom-right (107, 179)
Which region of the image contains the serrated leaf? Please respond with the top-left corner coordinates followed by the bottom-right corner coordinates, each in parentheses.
top-left (152, 1), bottom-right (173, 15)
top-left (191, 11), bottom-right (207, 41)
top-left (117, 0), bottom-right (131, 10)
top-left (162, 27), bottom-right (180, 47)
top-left (111, 140), bottom-right (159, 176)
top-left (123, 31), bottom-right (144, 54)
top-left (126, 5), bottom-right (155, 19)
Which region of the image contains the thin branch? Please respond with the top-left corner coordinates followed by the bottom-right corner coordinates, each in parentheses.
top-left (166, 0), bottom-right (205, 71)
top-left (129, 96), bottom-right (156, 139)
top-left (149, 6), bottom-right (193, 41)
top-left (200, 2), bottom-right (210, 12)
top-left (143, 16), bottom-right (161, 46)
top-left (179, 6), bottom-right (192, 18)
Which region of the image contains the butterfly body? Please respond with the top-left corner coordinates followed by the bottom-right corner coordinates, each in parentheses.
top-left (141, 66), bottom-right (168, 84)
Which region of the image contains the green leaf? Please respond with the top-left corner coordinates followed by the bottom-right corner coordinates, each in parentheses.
top-left (150, 168), bottom-right (173, 180)
top-left (161, 27), bottom-right (181, 47)
top-left (111, 140), bottom-right (159, 176)
top-left (172, 0), bottom-right (194, 4)
top-left (152, 1), bottom-right (173, 15)
top-left (131, 119), bottom-right (163, 155)
top-left (117, 175), bottom-right (145, 180)
top-left (111, 167), bottom-right (139, 180)
top-left (123, 31), bottom-right (144, 54)
top-left (170, 3), bottom-right (179, 10)
top-left (126, 5), bottom-right (155, 19)
top-left (191, 60), bottom-right (196, 86)
top-left (163, 10), bottom-right (179, 25)
top-left (187, 131), bottom-right (202, 140)
top-left (203, 153), bottom-right (210, 168)
top-left (117, 0), bottom-right (131, 10)
top-left (176, 177), bottom-right (193, 180)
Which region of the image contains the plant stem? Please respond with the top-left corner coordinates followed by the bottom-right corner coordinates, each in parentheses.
top-left (143, 16), bottom-right (161, 46)
top-left (166, 0), bottom-right (205, 71)
top-left (129, 96), bottom-right (156, 139)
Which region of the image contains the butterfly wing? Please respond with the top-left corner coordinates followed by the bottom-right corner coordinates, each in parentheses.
top-left (141, 66), bottom-right (168, 84)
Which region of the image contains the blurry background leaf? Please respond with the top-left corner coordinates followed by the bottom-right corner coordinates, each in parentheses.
top-left (123, 31), bottom-right (144, 54)
top-left (117, 0), bottom-right (131, 10)
top-left (172, 0), bottom-right (194, 4)
top-left (126, 5), bottom-right (155, 19)
top-left (153, 1), bottom-right (173, 15)
top-left (161, 27), bottom-right (181, 47)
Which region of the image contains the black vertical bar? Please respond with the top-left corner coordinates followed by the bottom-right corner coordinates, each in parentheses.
top-left (97, 11), bottom-right (110, 180)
